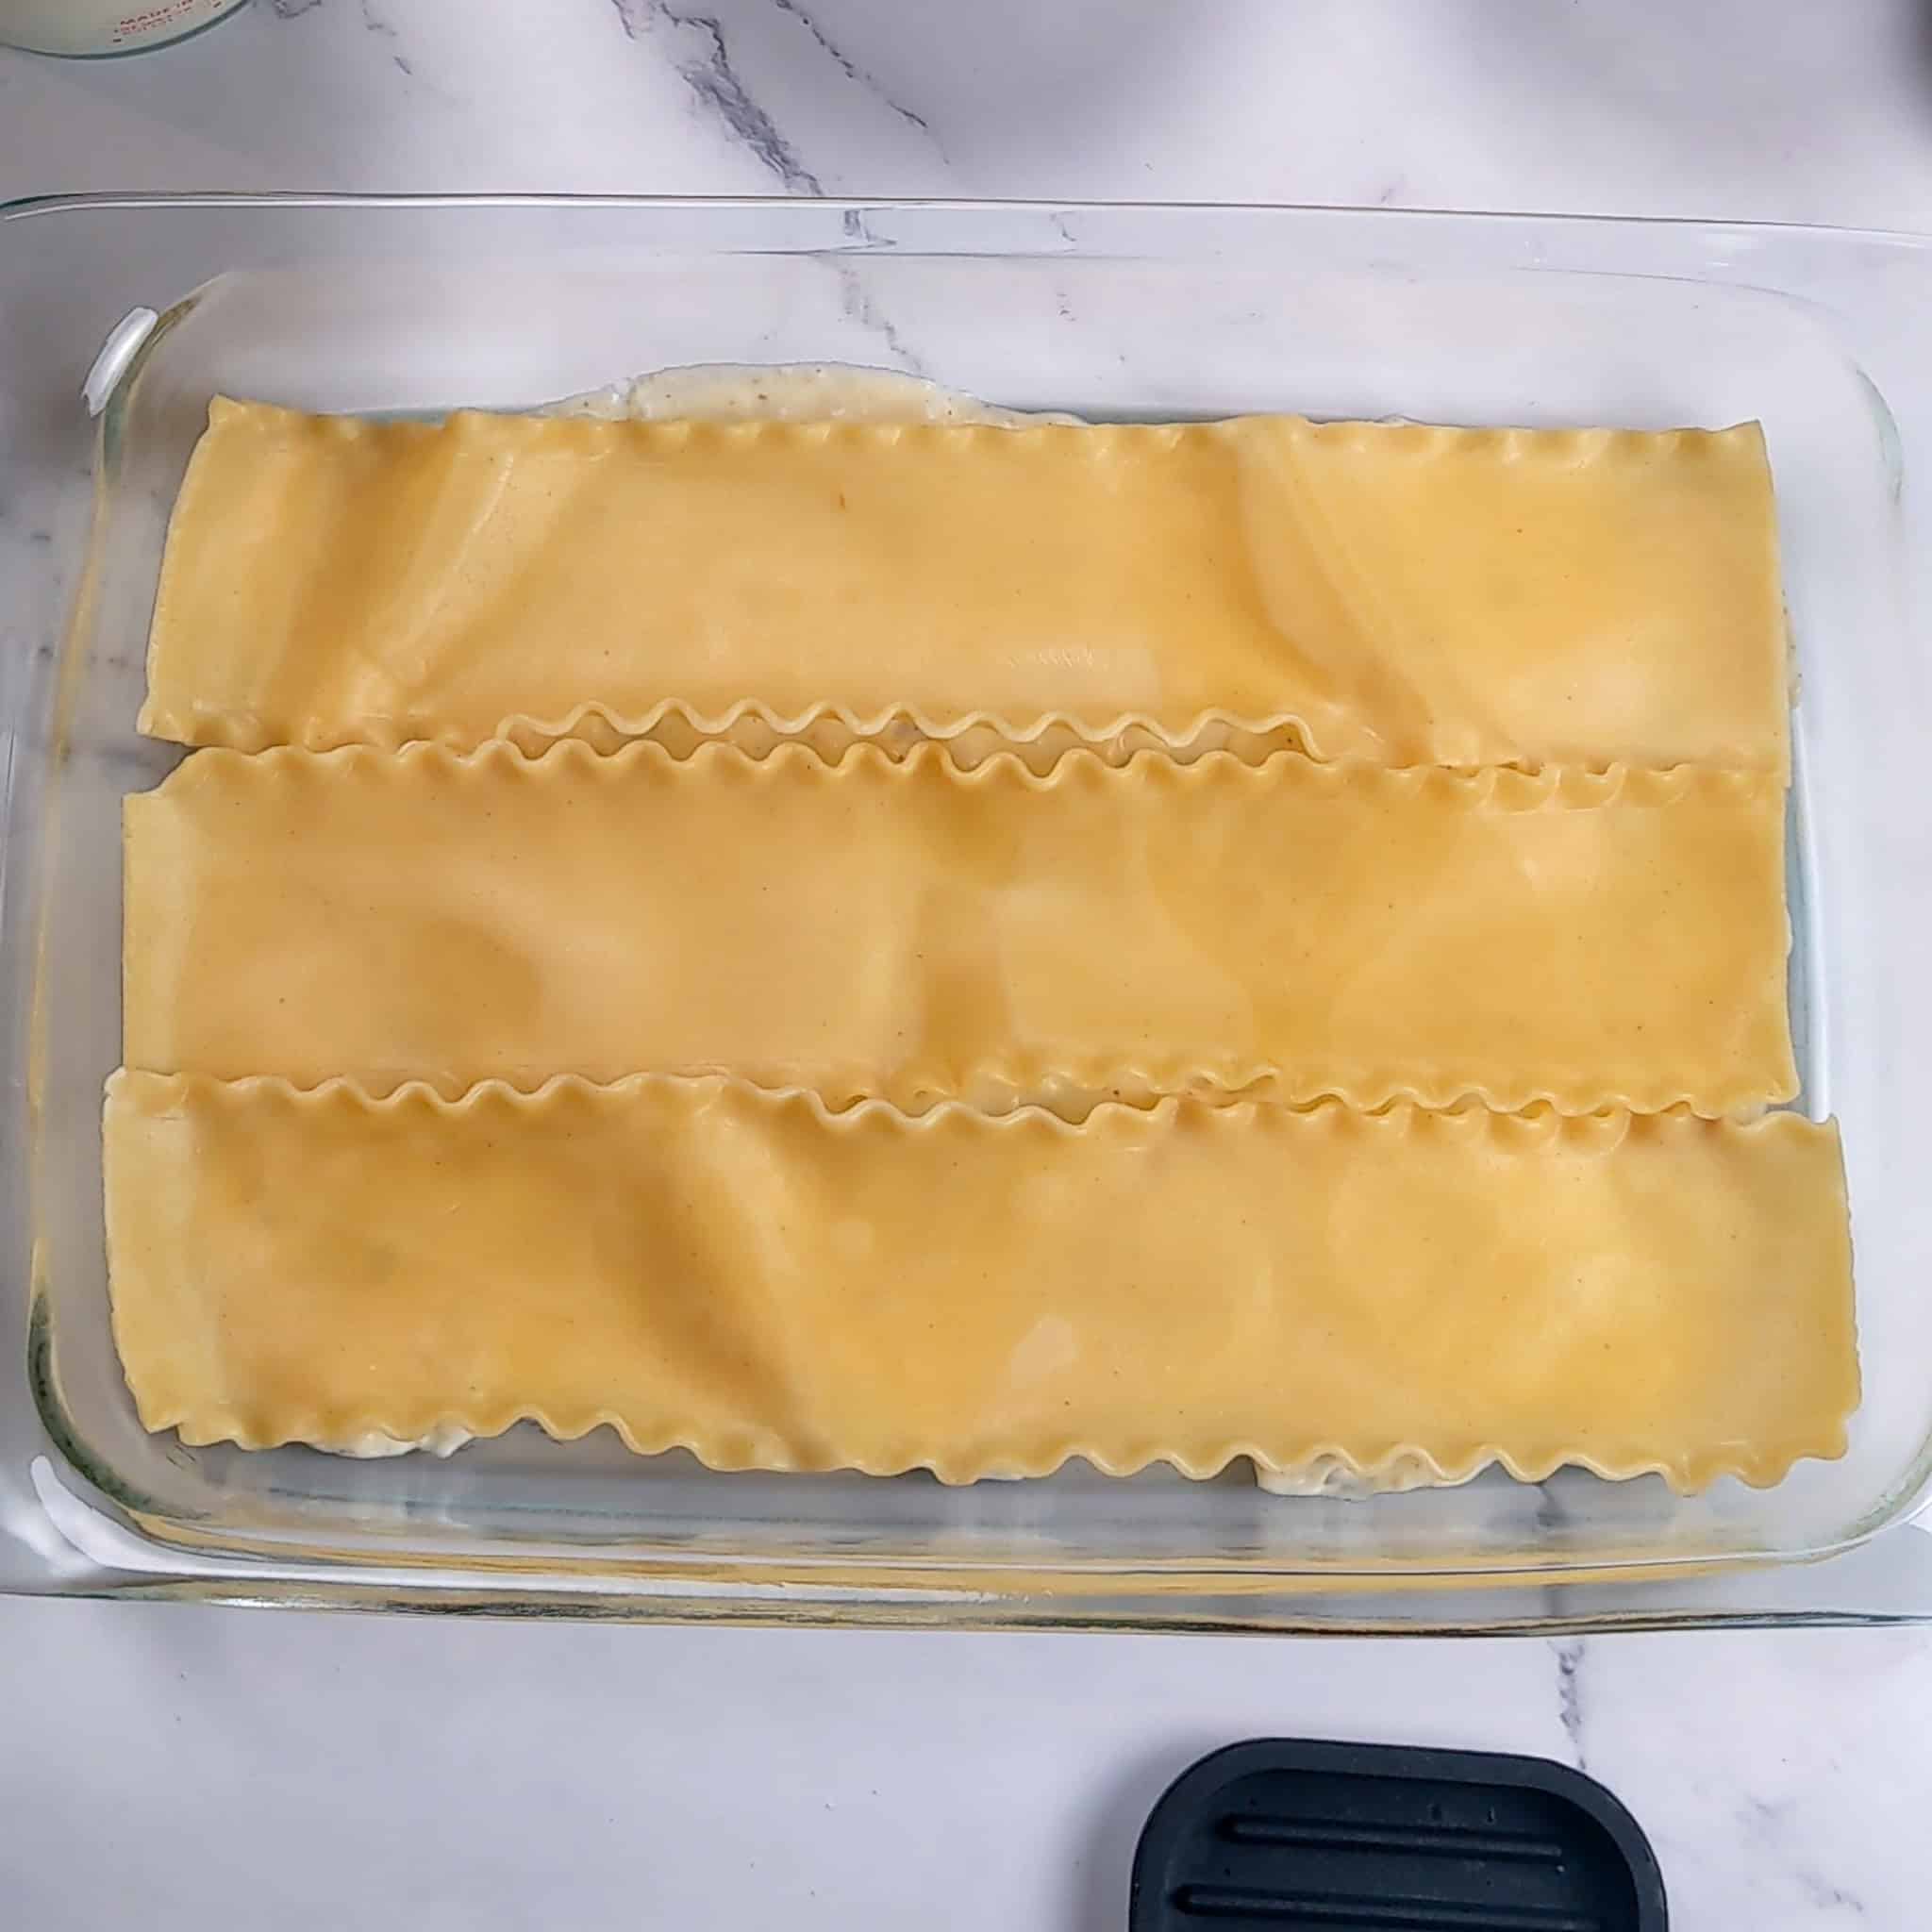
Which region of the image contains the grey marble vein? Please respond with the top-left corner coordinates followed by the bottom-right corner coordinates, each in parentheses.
top-left (1743, 1798), bottom-right (1867, 1918)
top-left (1794, 1867), bottom-right (1868, 1918)
top-left (606, 3), bottom-right (920, 370)
top-left (1046, 215), bottom-right (1080, 325)
top-left (770, 0), bottom-right (933, 138)
top-left (623, 0), bottom-right (824, 194)
top-left (267, 0), bottom-right (325, 18)
top-left (829, 208), bottom-right (921, 373)
top-left (357, 0), bottom-right (415, 79)
top-left (1552, 1637), bottom-right (1588, 1772)
top-left (833, 259), bottom-right (920, 373)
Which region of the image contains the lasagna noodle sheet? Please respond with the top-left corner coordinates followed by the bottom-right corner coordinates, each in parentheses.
top-left (103, 1074), bottom-right (1857, 1489)
top-left (122, 742), bottom-right (1799, 1115)
top-left (142, 399), bottom-right (1790, 771)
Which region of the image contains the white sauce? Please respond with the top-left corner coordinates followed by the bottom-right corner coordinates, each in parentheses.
top-left (1255, 1456), bottom-right (1482, 1498)
top-left (551, 360), bottom-right (1075, 427)
top-left (333, 1424), bottom-right (475, 1460)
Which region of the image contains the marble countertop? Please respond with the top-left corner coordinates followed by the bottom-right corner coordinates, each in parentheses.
top-left (4, 4), bottom-right (1931, 1926)
top-left (5, 0), bottom-right (1932, 225)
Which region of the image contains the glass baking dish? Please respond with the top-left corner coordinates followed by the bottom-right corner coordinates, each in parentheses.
top-left (4, 193), bottom-right (1931, 1630)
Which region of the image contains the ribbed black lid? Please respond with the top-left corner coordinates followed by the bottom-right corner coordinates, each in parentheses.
top-left (1131, 1740), bottom-right (1666, 1932)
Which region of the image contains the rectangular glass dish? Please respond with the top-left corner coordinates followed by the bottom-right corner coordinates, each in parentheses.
top-left (4, 193), bottom-right (1931, 1630)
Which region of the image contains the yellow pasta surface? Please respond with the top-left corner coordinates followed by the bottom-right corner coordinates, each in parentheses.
top-left (142, 399), bottom-right (1790, 771)
top-left (123, 742), bottom-right (1798, 1115)
top-left (103, 1074), bottom-right (1857, 1489)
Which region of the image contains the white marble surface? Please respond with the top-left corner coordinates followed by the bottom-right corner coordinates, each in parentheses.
top-left (0, 0), bottom-right (1931, 225)
top-left (4, 3), bottom-right (1932, 1926)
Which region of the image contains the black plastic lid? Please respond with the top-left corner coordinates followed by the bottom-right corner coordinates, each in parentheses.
top-left (1131, 1739), bottom-right (1667, 1931)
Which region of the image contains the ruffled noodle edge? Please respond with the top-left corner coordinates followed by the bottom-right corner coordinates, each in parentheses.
top-left (158, 1410), bottom-right (1838, 1496)
top-left (137, 693), bottom-right (1327, 770)
top-left (135, 690), bottom-right (1790, 778)
top-left (151, 729), bottom-right (1780, 817)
